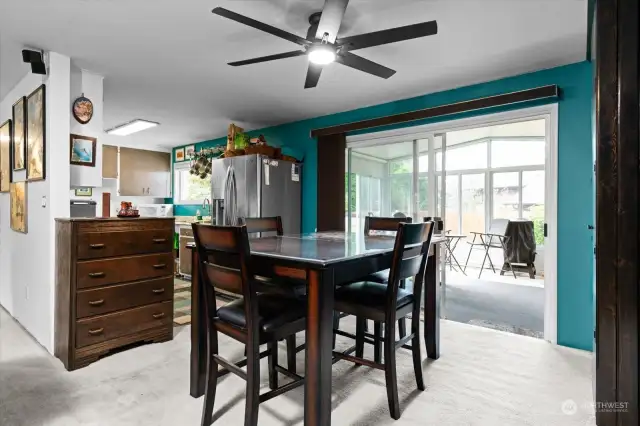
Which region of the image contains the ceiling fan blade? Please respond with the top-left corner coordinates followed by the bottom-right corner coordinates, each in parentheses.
top-left (212, 7), bottom-right (310, 46)
top-left (229, 50), bottom-right (306, 66)
top-left (316, 0), bottom-right (349, 42)
top-left (336, 52), bottom-right (396, 79)
top-left (337, 20), bottom-right (438, 51)
top-left (304, 63), bottom-right (324, 89)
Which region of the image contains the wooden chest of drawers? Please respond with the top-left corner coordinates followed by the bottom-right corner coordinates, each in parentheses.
top-left (54, 217), bottom-right (175, 370)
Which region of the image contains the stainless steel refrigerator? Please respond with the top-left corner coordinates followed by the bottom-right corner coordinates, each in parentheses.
top-left (210, 154), bottom-right (302, 234)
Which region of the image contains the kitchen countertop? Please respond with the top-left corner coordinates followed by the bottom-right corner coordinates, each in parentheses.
top-left (175, 216), bottom-right (212, 226)
top-left (55, 217), bottom-right (176, 222)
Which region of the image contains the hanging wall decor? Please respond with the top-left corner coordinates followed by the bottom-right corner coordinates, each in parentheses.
top-left (70, 134), bottom-right (97, 167)
top-left (175, 147), bottom-right (185, 162)
top-left (10, 181), bottom-right (27, 233)
top-left (0, 120), bottom-right (12, 192)
top-left (27, 84), bottom-right (46, 181)
top-left (75, 187), bottom-right (92, 196)
top-left (185, 145), bottom-right (195, 159)
top-left (72, 95), bottom-right (94, 124)
top-left (12, 96), bottom-right (26, 171)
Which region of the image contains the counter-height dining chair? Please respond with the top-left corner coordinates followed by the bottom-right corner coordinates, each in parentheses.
top-left (192, 224), bottom-right (306, 426)
top-left (332, 221), bottom-right (434, 420)
top-left (336, 216), bottom-right (414, 347)
top-left (238, 216), bottom-right (305, 373)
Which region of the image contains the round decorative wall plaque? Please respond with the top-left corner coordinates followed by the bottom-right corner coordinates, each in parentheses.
top-left (72, 95), bottom-right (94, 124)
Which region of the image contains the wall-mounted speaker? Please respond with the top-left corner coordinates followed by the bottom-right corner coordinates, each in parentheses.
top-left (22, 49), bottom-right (47, 75)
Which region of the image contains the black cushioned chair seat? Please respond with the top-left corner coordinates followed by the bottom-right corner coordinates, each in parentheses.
top-left (334, 281), bottom-right (413, 314)
top-left (255, 276), bottom-right (306, 297)
top-left (363, 270), bottom-right (390, 284)
top-left (217, 294), bottom-right (306, 333)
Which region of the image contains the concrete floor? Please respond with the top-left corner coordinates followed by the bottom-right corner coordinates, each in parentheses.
top-left (0, 306), bottom-right (595, 426)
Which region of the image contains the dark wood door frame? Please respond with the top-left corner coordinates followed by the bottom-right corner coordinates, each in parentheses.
top-left (311, 85), bottom-right (559, 137)
top-left (316, 133), bottom-right (346, 232)
top-left (595, 0), bottom-right (639, 425)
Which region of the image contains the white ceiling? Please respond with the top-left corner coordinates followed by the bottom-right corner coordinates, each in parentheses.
top-left (0, 0), bottom-right (588, 149)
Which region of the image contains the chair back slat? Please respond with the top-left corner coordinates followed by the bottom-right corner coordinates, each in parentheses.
top-left (396, 253), bottom-right (424, 281)
top-left (192, 224), bottom-right (258, 326)
top-left (239, 216), bottom-right (283, 236)
top-left (364, 216), bottom-right (413, 235)
top-left (192, 225), bottom-right (240, 252)
top-left (204, 263), bottom-right (243, 295)
top-left (386, 221), bottom-right (435, 311)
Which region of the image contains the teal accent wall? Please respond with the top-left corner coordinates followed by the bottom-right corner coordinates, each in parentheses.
top-left (173, 61), bottom-right (594, 351)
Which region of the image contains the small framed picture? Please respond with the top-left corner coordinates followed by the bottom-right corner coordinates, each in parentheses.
top-left (175, 147), bottom-right (185, 162)
top-left (185, 145), bottom-right (195, 159)
top-left (75, 187), bottom-right (92, 197)
top-left (70, 134), bottom-right (97, 167)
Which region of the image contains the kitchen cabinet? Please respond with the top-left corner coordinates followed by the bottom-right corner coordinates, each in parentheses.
top-left (178, 226), bottom-right (194, 276)
top-left (119, 147), bottom-right (171, 197)
top-left (103, 145), bottom-right (118, 179)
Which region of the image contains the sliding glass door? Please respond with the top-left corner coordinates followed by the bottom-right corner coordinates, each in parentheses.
top-left (346, 141), bottom-right (414, 233)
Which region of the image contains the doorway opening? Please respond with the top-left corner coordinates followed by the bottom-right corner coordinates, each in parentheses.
top-left (345, 105), bottom-right (558, 342)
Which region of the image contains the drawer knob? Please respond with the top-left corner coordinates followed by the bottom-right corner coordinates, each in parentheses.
top-left (152, 288), bottom-right (165, 294)
top-left (152, 263), bottom-right (167, 269)
top-left (152, 238), bottom-right (167, 243)
top-left (88, 299), bottom-right (105, 306)
top-left (88, 272), bottom-right (106, 278)
top-left (152, 313), bottom-right (166, 319)
top-left (88, 328), bottom-right (104, 336)
top-left (89, 243), bottom-right (105, 249)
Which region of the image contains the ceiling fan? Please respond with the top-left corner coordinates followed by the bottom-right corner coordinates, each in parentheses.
top-left (212, 0), bottom-right (438, 89)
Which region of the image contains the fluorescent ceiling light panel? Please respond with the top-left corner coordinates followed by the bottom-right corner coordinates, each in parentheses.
top-left (107, 119), bottom-right (159, 136)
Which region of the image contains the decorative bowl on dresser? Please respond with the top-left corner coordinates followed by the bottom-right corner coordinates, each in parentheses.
top-left (54, 217), bottom-right (175, 370)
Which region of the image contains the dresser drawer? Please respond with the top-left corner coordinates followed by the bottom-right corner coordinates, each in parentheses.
top-left (76, 253), bottom-right (173, 289)
top-left (77, 229), bottom-right (173, 260)
top-left (76, 277), bottom-right (173, 318)
top-left (76, 301), bottom-right (172, 348)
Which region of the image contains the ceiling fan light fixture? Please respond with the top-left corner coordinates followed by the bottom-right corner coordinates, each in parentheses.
top-left (308, 44), bottom-right (336, 65)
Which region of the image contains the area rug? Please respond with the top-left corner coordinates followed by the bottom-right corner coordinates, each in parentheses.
top-left (173, 278), bottom-right (192, 326)
top-left (173, 278), bottom-right (238, 326)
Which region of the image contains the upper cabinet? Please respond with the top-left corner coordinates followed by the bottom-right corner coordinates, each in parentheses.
top-left (119, 147), bottom-right (171, 197)
top-left (103, 145), bottom-right (118, 179)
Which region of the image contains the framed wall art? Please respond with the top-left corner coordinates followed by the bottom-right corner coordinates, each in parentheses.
top-left (0, 119), bottom-right (12, 192)
top-left (70, 134), bottom-right (97, 167)
top-left (10, 181), bottom-right (27, 233)
top-left (12, 96), bottom-right (26, 171)
top-left (72, 95), bottom-right (94, 124)
top-left (175, 147), bottom-right (185, 162)
top-left (185, 145), bottom-right (195, 159)
top-left (27, 84), bottom-right (46, 181)
top-left (75, 187), bottom-right (92, 196)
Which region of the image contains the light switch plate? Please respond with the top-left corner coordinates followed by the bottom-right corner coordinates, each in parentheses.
top-left (41, 196), bottom-right (46, 207)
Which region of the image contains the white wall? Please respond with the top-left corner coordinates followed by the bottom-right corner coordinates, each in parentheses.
top-left (68, 67), bottom-right (170, 216)
top-left (0, 52), bottom-right (71, 352)
top-left (70, 66), bottom-right (103, 188)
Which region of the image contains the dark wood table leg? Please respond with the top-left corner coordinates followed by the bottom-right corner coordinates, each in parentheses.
top-left (305, 267), bottom-right (335, 426)
top-left (424, 243), bottom-right (441, 360)
top-left (190, 248), bottom-right (207, 398)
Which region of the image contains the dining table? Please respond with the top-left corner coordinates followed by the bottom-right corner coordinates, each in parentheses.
top-left (188, 231), bottom-right (445, 426)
